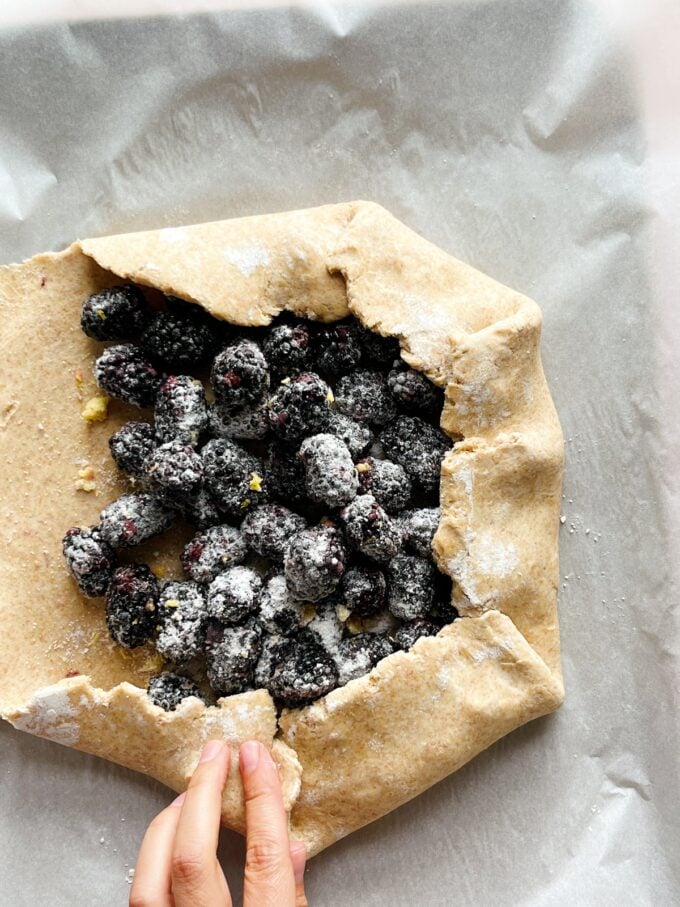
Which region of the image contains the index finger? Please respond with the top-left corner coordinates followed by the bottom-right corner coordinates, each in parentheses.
top-left (240, 740), bottom-right (296, 906)
top-left (174, 739), bottom-right (231, 856)
top-left (171, 739), bottom-right (233, 903)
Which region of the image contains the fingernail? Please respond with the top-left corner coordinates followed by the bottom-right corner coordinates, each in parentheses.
top-left (240, 740), bottom-right (261, 774)
top-left (199, 740), bottom-right (225, 763)
top-left (170, 792), bottom-right (186, 808)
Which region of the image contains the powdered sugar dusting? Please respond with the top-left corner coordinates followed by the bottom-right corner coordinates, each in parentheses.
top-left (324, 688), bottom-right (350, 715)
top-left (200, 703), bottom-right (271, 742)
top-left (436, 665), bottom-right (451, 690)
top-left (429, 663), bottom-right (454, 702)
top-left (223, 243), bottom-right (271, 277)
top-left (300, 786), bottom-right (323, 806)
top-left (227, 566), bottom-right (260, 600)
top-left (11, 687), bottom-right (80, 745)
top-left (448, 532), bottom-right (518, 606)
top-left (452, 356), bottom-right (500, 424)
top-left (283, 247), bottom-right (309, 270)
top-left (308, 605), bottom-right (343, 660)
top-left (454, 381), bottom-right (493, 422)
top-left (391, 295), bottom-right (453, 371)
top-left (447, 542), bottom-right (480, 606)
top-left (475, 533), bottom-right (519, 578)
top-left (399, 295), bottom-right (452, 335)
top-left (200, 711), bottom-right (240, 740)
top-left (47, 619), bottom-right (97, 661)
top-left (454, 466), bottom-right (473, 499)
top-left (470, 637), bottom-right (515, 664)
top-left (236, 701), bottom-right (261, 724)
top-left (335, 645), bottom-right (370, 685)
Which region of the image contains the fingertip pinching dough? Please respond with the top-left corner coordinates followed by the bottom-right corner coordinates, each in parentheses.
top-left (0, 202), bottom-right (564, 856)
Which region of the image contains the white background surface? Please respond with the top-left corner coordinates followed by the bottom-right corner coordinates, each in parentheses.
top-left (1, 1), bottom-right (679, 904)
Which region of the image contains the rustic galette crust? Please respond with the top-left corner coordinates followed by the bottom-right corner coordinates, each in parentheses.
top-left (0, 202), bottom-right (563, 856)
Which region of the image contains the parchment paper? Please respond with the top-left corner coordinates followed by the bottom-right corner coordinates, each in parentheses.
top-left (1, 1), bottom-right (679, 904)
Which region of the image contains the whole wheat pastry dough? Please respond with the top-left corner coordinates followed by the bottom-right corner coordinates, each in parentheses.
top-left (0, 201), bottom-right (564, 856)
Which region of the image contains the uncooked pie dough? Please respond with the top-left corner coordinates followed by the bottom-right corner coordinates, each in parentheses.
top-left (0, 202), bottom-right (564, 856)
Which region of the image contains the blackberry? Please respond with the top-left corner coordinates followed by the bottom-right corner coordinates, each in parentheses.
top-left (167, 295), bottom-right (230, 334)
top-left (313, 321), bottom-right (362, 378)
top-left (299, 434), bottom-right (358, 509)
top-left (165, 298), bottom-right (231, 339)
top-left (258, 573), bottom-right (307, 634)
top-left (207, 566), bottom-right (262, 625)
top-left (284, 526), bottom-right (348, 602)
top-left (108, 421), bottom-right (157, 479)
top-left (147, 672), bottom-right (204, 711)
top-left (254, 633), bottom-right (293, 690)
top-left (357, 327), bottom-right (400, 367)
top-left (262, 322), bottom-right (314, 378)
top-left (429, 598), bottom-right (459, 627)
top-left (335, 632), bottom-right (395, 685)
top-left (176, 488), bottom-right (223, 530)
top-left (181, 524), bottom-right (247, 585)
top-left (340, 566), bottom-right (386, 617)
top-left (334, 370), bottom-right (397, 425)
top-left (360, 632), bottom-right (395, 661)
top-left (268, 629), bottom-right (339, 707)
top-left (105, 564), bottom-right (159, 648)
top-left (356, 457), bottom-right (411, 514)
top-left (400, 507), bottom-right (441, 557)
top-left (141, 311), bottom-right (219, 369)
top-left (380, 416), bottom-right (452, 492)
top-left (204, 618), bottom-right (262, 695)
top-left (339, 495), bottom-right (401, 563)
top-left (387, 360), bottom-right (443, 415)
top-left (267, 373), bottom-right (333, 443)
top-left (265, 441), bottom-right (307, 506)
top-left (394, 618), bottom-right (440, 651)
top-left (98, 493), bottom-right (174, 548)
top-left (386, 554), bottom-right (436, 620)
top-left (80, 285), bottom-right (148, 341)
top-left (240, 505), bottom-right (307, 560)
top-left (201, 438), bottom-right (267, 518)
top-left (210, 339), bottom-right (269, 411)
top-left (326, 412), bottom-right (373, 459)
top-left (210, 402), bottom-right (269, 441)
top-left (148, 439), bottom-right (204, 503)
top-left (429, 572), bottom-right (458, 626)
top-left (156, 581), bottom-right (208, 663)
top-left (154, 376), bottom-right (209, 447)
top-left (165, 294), bottom-right (211, 318)
top-left (62, 526), bottom-right (117, 598)
top-left (94, 344), bottom-right (162, 408)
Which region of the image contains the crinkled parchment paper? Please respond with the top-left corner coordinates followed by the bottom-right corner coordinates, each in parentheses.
top-left (0, 0), bottom-right (678, 904)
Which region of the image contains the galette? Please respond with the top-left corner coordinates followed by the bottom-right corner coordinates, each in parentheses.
top-left (0, 202), bottom-right (564, 856)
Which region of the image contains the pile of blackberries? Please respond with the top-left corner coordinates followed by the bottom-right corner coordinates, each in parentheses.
top-left (63, 284), bottom-right (457, 712)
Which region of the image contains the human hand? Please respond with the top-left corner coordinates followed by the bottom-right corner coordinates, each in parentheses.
top-left (130, 739), bottom-right (307, 906)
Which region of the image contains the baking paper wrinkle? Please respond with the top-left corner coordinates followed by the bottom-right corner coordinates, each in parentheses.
top-left (0, 162), bottom-right (57, 223)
